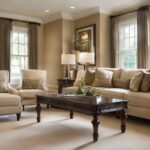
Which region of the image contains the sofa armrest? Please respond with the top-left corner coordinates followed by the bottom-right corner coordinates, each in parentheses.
top-left (7, 83), bottom-right (19, 95)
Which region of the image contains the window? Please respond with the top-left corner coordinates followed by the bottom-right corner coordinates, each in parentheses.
top-left (10, 26), bottom-right (28, 83)
top-left (118, 19), bottom-right (137, 69)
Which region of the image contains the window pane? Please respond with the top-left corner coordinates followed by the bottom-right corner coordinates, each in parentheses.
top-left (19, 44), bottom-right (25, 55)
top-left (119, 20), bottom-right (137, 69)
top-left (19, 33), bottom-right (25, 43)
top-left (12, 32), bottom-right (18, 43)
top-left (11, 56), bottom-right (19, 66)
top-left (125, 26), bottom-right (129, 38)
top-left (12, 44), bottom-right (18, 55)
top-left (10, 26), bottom-right (29, 83)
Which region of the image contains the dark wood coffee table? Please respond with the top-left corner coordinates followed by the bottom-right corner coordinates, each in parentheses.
top-left (36, 93), bottom-right (128, 141)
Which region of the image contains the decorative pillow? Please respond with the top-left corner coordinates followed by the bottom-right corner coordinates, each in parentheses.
top-left (22, 79), bottom-right (42, 89)
top-left (113, 79), bottom-right (130, 89)
top-left (129, 72), bottom-right (144, 92)
top-left (112, 68), bottom-right (122, 80)
top-left (92, 69), bottom-right (113, 87)
top-left (84, 69), bottom-right (95, 85)
top-left (140, 73), bottom-right (150, 92)
top-left (0, 80), bottom-right (7, 93)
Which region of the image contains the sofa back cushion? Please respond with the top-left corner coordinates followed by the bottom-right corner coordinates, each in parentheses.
top-left (84, 68), bottom-right (95, 85)
top-left (120, 69), bottom-right (144, 80)
top-left (129, 72), bottom-right (144, 92)
top-left (92, 69), bottom-right (113, 87)
top-left (140, 73), bottom-right (150, 92)
top-left (97, 68), bottom-right (122, 80)
top-left (113, 79), bottom-right (130, 89)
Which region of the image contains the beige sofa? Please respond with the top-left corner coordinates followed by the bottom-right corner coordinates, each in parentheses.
top-left (17, 69), bottom-right (48, 110)
top-left (0, 71), bottom-right (22, 120)
top-left (63, 68), bottom-right (150, 120)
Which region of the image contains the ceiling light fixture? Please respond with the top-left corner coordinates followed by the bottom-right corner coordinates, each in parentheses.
top-left (45, 10), bottom-right (50, 13)
top-left (70, 6), bottom-right (75, 9)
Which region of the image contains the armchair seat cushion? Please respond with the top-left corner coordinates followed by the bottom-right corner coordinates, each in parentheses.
top-left (0, 93), bottom-right (21, 107)
top-left (18, 89), bottom-right (43, 98)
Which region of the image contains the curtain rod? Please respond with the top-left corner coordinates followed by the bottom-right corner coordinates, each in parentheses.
top-left (0, 17), bottom-right (41, 25)
top-left (110, 5), bottom-right (150, 19)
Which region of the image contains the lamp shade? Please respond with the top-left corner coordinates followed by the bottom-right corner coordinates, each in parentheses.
top-left (61, 54), bottom-right (76, 65)
top-left (78, 52), bottom-right (95, 65)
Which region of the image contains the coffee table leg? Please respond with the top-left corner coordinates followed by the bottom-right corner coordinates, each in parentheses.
top-left (91, 114), bottom-right (100, 141)
top-left (120, 109), bottom-right (127, 133)
top-left (70, 110), bottom-right (73, 119)
top-left (36, 103), bottom-right (41, 122)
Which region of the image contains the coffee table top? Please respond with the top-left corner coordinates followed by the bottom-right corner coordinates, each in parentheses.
top-left (37, 92), bottom-right (128, 106)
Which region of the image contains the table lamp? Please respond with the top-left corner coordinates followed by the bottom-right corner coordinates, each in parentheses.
top-left (78, 52), bottom-right (95, 70)
top-left (61, 54), bottom-right (76, 79)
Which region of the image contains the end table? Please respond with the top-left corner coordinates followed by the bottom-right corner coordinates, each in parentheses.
top-left (57, 79), bottom-right (75, 94)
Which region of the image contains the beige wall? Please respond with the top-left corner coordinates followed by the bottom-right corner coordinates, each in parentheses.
top-left (62, 19), bottom-right (74, 53)
top-left (100, 13), bottom-right (110, 67)
top-left (44, 20), bottom-right (63, 89)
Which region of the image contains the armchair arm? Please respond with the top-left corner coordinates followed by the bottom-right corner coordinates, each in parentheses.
top-left (42, 82), bottom-right (48, 91)
top-left (7, 83), bottom-right (19, 95)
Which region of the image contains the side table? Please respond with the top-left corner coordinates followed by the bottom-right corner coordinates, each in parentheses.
top-left (57, 79), bottom-right (75, 94)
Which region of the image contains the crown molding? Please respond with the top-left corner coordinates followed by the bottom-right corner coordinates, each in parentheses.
top-left (43, 6), bottom-right (111, 24)
top-left (0, 11), bottom-right (43, 24)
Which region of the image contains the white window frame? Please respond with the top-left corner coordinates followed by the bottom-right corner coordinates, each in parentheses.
top-left (118, 19), bottom-right (137, 69)
top-left (10, 26), bottom-right (29, 84)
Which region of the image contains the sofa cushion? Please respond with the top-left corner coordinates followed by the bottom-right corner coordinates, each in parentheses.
top-left (0, 93), bottom-right (21, 107)
top-left (84, 68), bottom-right (95, 85)
top-left (18, 89), bottom-right (43, 98)
top-left (140, 73), bottom-right (150, 92)
top-left (113, 79), bottom-right (130, 89)
top-left (120, 69), bottom-right (143, 80)
top-left (129, 72), bottom-right (144, 92)
top-left (22, 79), bottom-right (42, 89)
top-left (99, 88), bottom-right (128, 99)
top-left (92, 69), bottom-right (113, 87)
top-left (125, 91), bottom-right (150, 108)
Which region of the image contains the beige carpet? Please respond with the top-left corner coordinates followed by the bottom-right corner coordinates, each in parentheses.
top-left (0, 107), bottom-right (149, 150)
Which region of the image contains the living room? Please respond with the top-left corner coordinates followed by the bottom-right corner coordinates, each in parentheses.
top-left (0, 0), bottom-right (150, 150)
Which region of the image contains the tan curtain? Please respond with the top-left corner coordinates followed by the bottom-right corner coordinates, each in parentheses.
top-left (0, 18), bottom-right (12, 70)
top-left (28, 23), bottom-right (38, 69)
top-left (137, 6), bottom-right (149, 68)
top-left (110, 17), bottom-right (119, 68)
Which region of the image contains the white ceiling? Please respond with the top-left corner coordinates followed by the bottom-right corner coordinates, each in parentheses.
top-left (0, 0), bottom-right (149, 23)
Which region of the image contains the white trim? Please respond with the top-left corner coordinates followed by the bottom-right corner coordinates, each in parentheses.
top-left (0, 11), bottom-right (43, 24)
top-left (43, 6), bottom-right (110, 24)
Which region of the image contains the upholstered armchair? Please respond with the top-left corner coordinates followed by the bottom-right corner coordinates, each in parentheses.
top-left (0, 70), bottom-right (22, 120)
top-left (17, 69), bottom-right (48, 110)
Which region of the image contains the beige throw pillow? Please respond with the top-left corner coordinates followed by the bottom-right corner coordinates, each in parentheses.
top-left (22, 79), bottom-right (42, 89)
top-left (92, 69), bottom-right (113, 87)
top-left (140, 73), bottom-right (150, 92)
top-left (0, 80), bottom-right (7, 93)
top-left (84, 69), bottom-right (95, 86)
top-left (129, 72), bottom-right (144, 92)
top-left (113, 79), bottom-right (130, 89)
